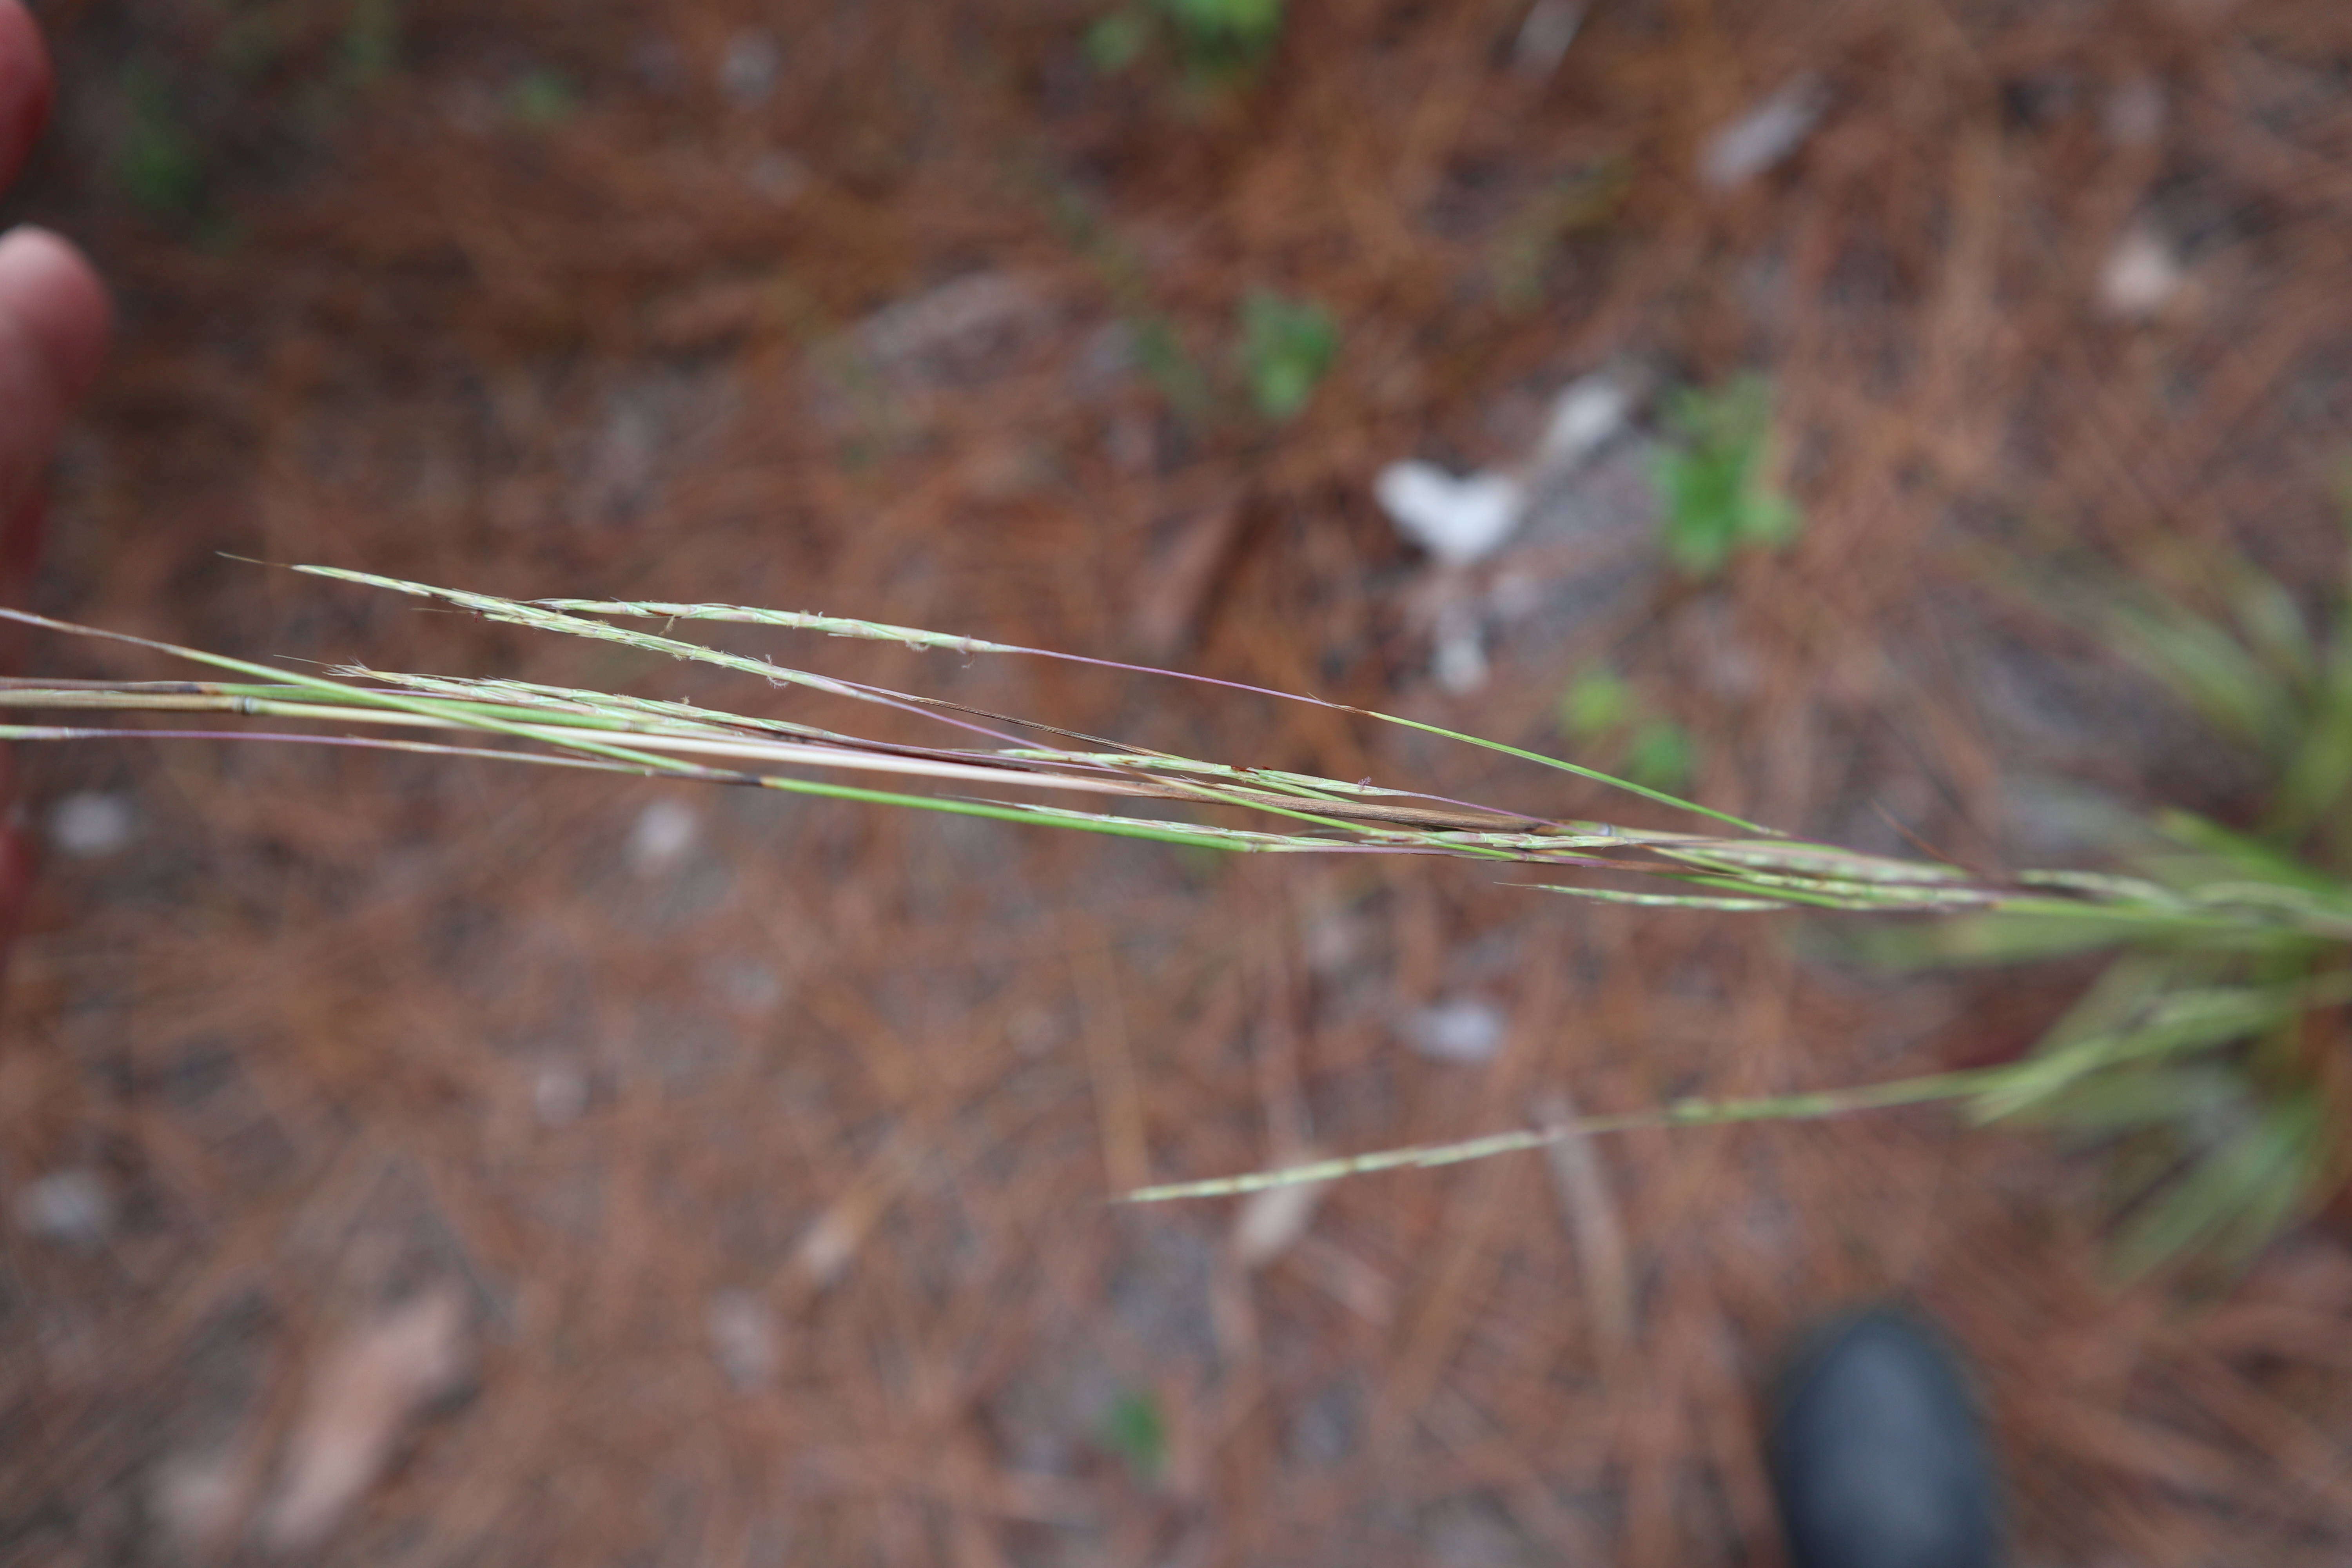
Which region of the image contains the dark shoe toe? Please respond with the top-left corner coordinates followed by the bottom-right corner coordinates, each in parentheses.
top-left (1768, 1309), bottom-right (2000, 1568)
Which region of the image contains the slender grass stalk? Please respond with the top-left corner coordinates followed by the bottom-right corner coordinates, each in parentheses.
top-left (6, 573), bottom-right (2344, 926)
top-left (516, 577), bottom-right (1779, 833)
top-left (3, 565), bottom-right (2344, 1240)
top-left (1122, 1068), bottom-right (2001, 1201)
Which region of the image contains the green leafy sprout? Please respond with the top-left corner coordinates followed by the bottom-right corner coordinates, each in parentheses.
top-left (1099, 1390), bottom-right (1168, 1483)
top-left (508, 68), bottom-right (580, 128)
top-left (1236, 289), bottom-right (1337, 423)
top-left (1653, 374), bottom-right (1802, 577)
top-left (1561, 668), bottom-right (1696, 796)
top-left (116, 64), bottom-right (206, 217)
top-left (1088, 0), bottom-right (1285, 83)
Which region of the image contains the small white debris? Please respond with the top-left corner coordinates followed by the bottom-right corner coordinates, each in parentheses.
top-left (532, 1064), bottom-right (589, 1127)
top-left (1511, 0), bottom-right (1585, 81)
top-left (48, 792), bottom-right (135, 858)
top-left (1231, 1169), bottom-right (1329, 1268)
top-left (706, 1289), bottom-right (781, 1391)
top-left (747, 150), bottom-right (809, 203)
top-left (1700, 76), bottom-right (1827, 189)
top-left (791, 1138), bottom-right (918, 1292)
top-left (1432, 622), bottom-right (1490, 695)
top-left (2098, 226), bottom-right (2185, 320)
top-left (628, 798), bottom-right (700, 874)
top-left (711, 957), bottom-right (784, 1016)
top-left (149, 1447), bottom-right (247, 1556)
top-left (1405, 999), bottom-right (1508, 1064)
top-left (719, 31), bottom-right (781, 105)
top-left (1376, 462), bottom-right (1526, 567)
top-left (13, 1169), bottom-right (114, 1246)
top-left (791, 1205), bottom-right (862, 1291)
top-left (1429, 597), bottom-right (1491, 693)
top-left (258, 1284), bottom-right (472, 1552)
top-left (1528, 372), bottom-right (1631, 478)
top-left (1302, 908), bottom-right (1366, 976)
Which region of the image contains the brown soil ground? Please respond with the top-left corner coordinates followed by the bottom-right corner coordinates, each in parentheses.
top-left (6, 2), bottom-right (2352, 1564)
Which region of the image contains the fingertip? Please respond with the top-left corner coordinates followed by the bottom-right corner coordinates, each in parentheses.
top-left (0, 0), bottom-right (54, 189)
top-left (0, 224), bottom-right (111, 404)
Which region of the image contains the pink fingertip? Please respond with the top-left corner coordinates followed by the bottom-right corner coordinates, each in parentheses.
top-left (0, 225), bottom-right (111, 405)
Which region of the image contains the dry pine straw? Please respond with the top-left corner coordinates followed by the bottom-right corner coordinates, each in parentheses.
top-left (6, 1), bottom-right (2352, 1564)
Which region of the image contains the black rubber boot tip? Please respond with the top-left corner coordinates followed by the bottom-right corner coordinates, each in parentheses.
top-left (1767, 1308), bottom-right (2001, 1568)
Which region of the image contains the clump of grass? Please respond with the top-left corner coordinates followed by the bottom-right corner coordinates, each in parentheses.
top-left (1883, 528), bottom-right (2352, 1275)
top-left (1653, 374), bottom-right (1801, 577)
top-left (2, 563), bottom-right (2345, 1269)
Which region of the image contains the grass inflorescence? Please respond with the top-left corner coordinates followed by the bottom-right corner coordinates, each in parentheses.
top-left (2, 563), bottom-right (2345, 1264)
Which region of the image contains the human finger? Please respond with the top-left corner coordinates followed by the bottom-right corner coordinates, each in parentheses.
top-left (0, 0), bottom-right (55, 192)
top-left (0, 224), bottom-right (111, 520)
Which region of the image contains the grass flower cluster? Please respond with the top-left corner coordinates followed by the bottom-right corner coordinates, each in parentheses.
top-left (2, 564), bottom-right (2343, 1259)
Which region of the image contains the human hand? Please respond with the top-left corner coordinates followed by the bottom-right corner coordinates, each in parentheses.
top-left (1, 0), bottom-right (112, 965)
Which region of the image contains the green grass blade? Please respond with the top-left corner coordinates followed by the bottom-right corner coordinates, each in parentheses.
top-left (2103, 592), bottom-right (2294, 754)
top-left (2109, 1091), bottom-right (2328, 1278)
top-left (2224, 563), bottom-right (2318, 686)
top-left (1968, 984), bottom-right (2331, 1123)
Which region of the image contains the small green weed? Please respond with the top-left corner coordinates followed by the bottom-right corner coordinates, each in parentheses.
top-left (1653, 375), bottom-right (1801, 577)
top-left (508, 68), bottom-right (581, 129)
top-left (1560, 668), bottom-right (1696, 795)
top-left (1559, 668), bottom-right (1633, 739)
top-left (115, 65), bottom-right (206, 217)
top-left (1623, 721), bottom-right (1696, 795)
top-left (1038, 179), bottom-right (1329, 430)
top-left (1036, 179), bottom-right (1216, 428)
top-left (215, 1), bottom-right (404, 92)
top-left (1099, 1389), bottom-right (1167, 1483)
top-left (1160, 0), bottom-right (1284, 65)
top-left (1085, 10), bottom-right (1154, 72)
top-left (1087, 0), bottom-right (1285, 84)
top-left (1236, 289), bottom-right (1337, 423)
